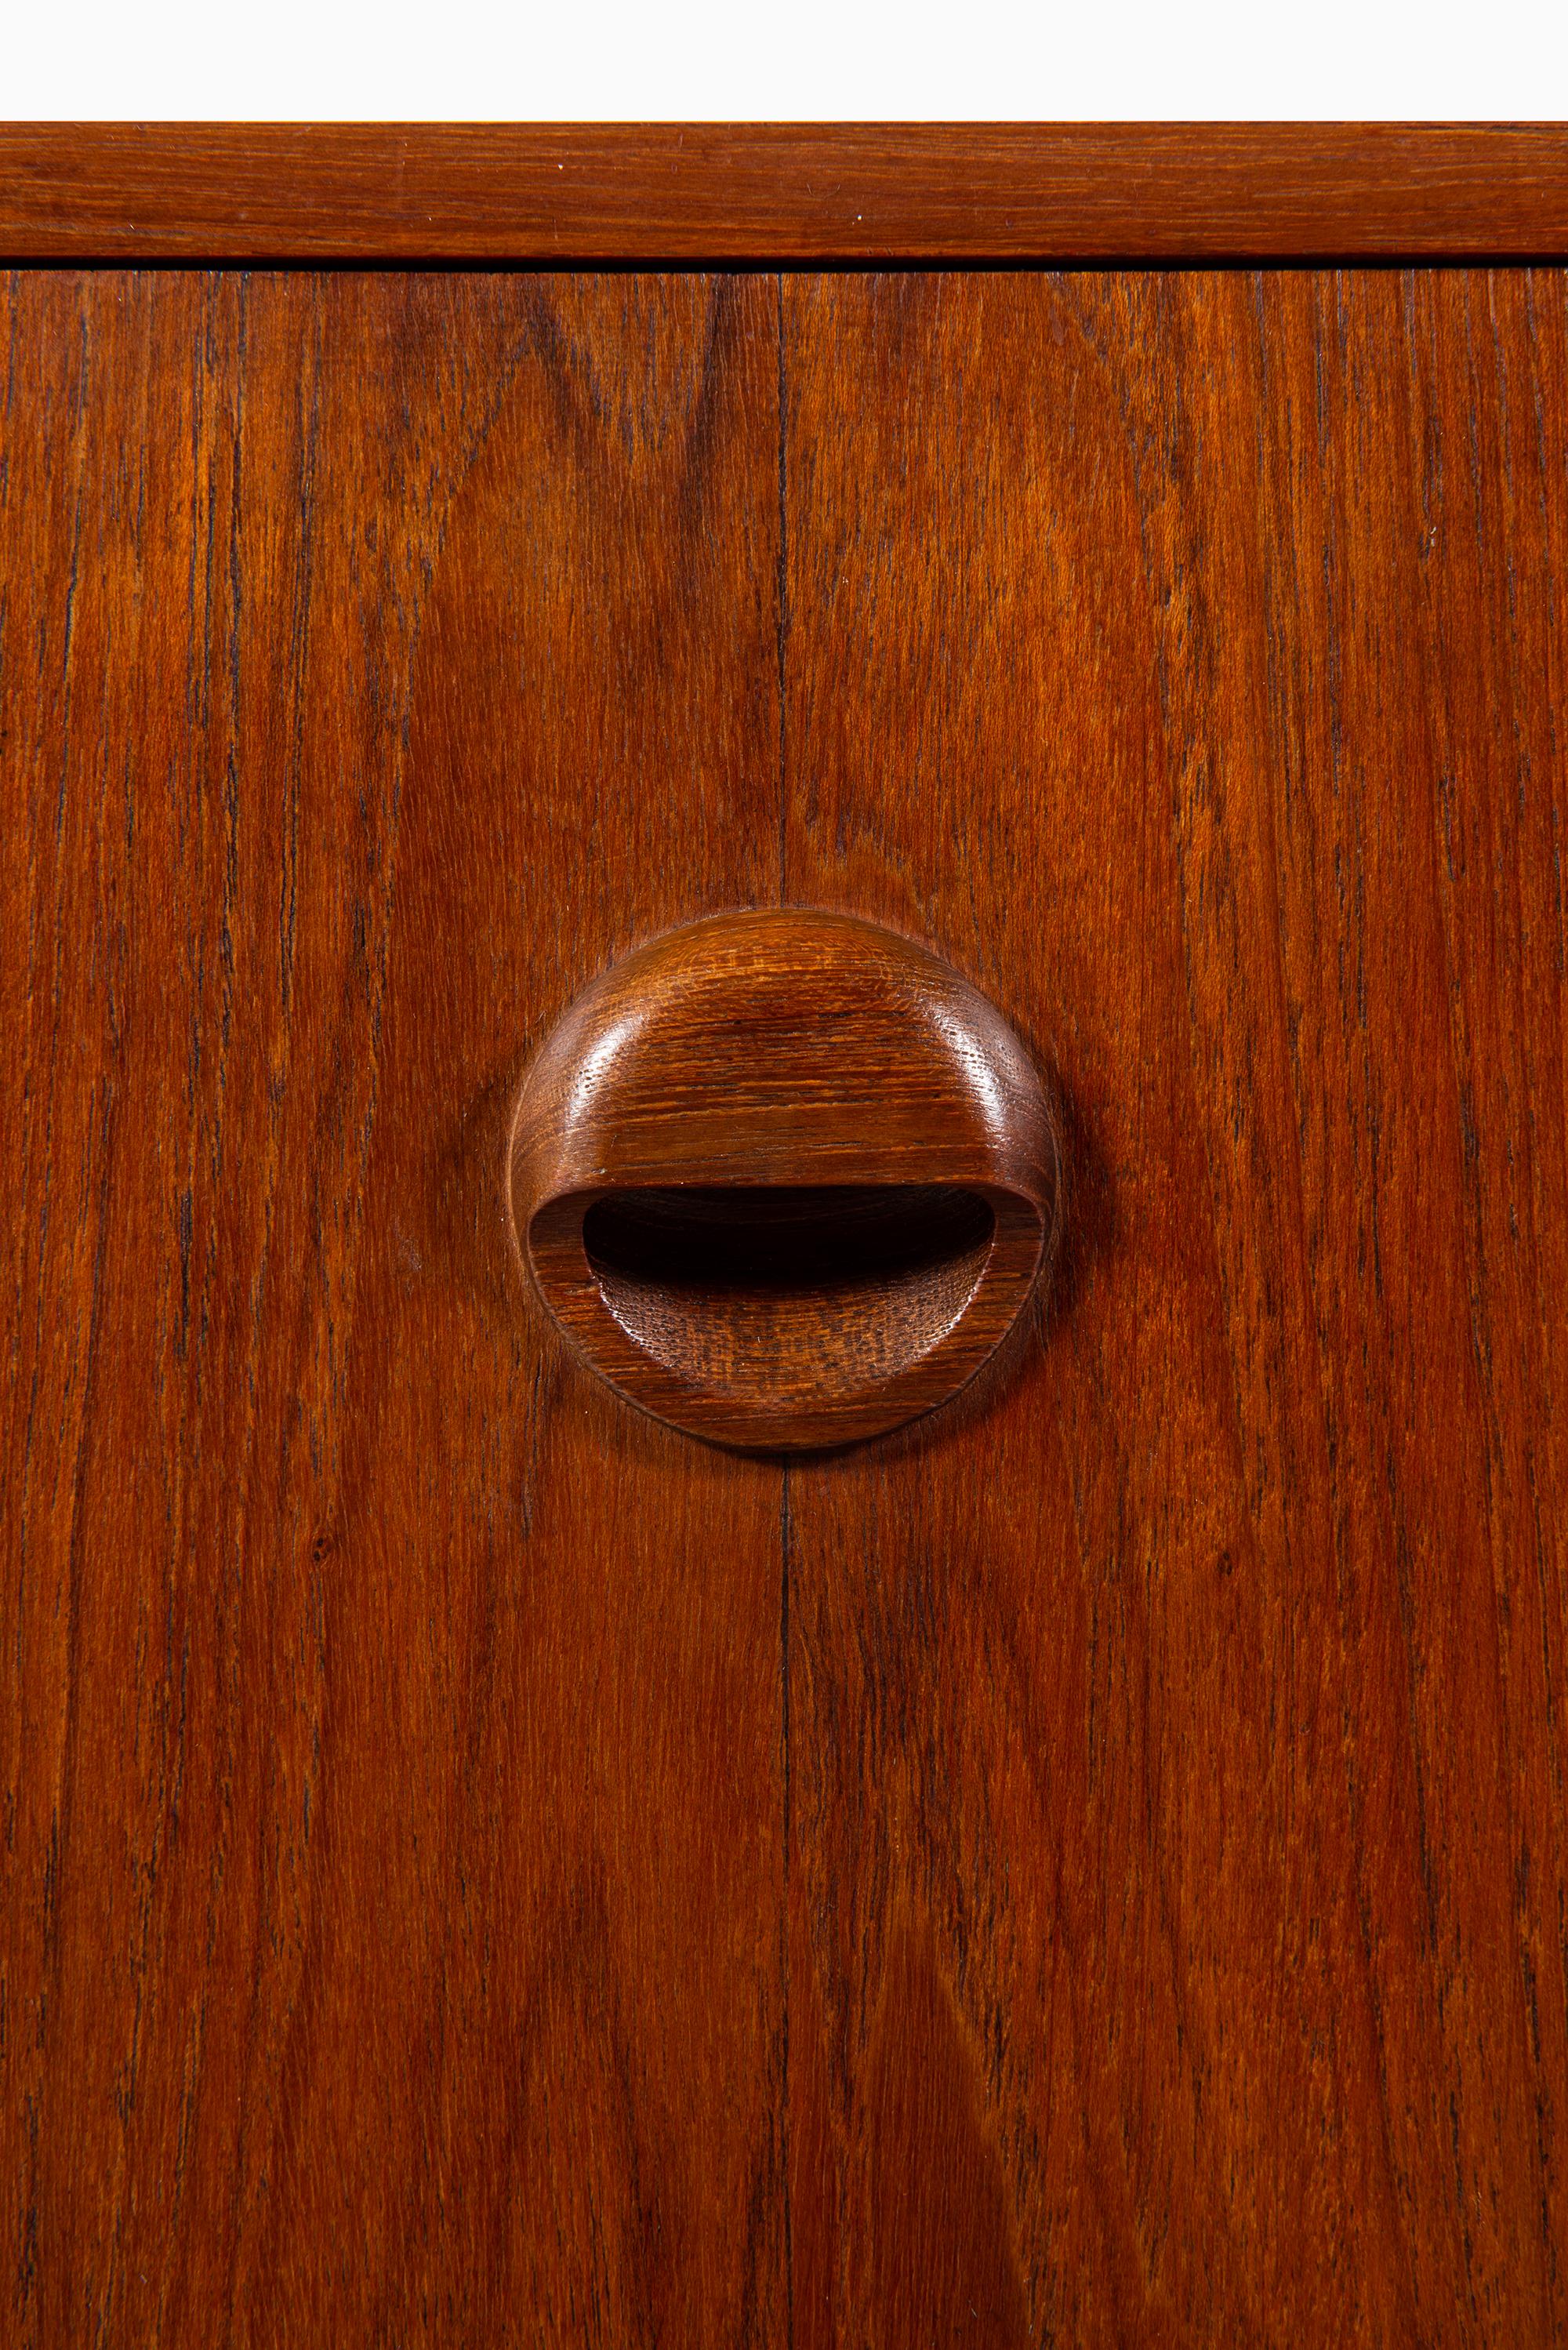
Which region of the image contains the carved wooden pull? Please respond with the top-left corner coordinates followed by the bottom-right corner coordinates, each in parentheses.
top-left (506, 910), bottom-right (1059, 1449)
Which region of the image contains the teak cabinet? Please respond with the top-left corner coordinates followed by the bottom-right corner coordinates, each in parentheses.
top-left (5, 125), bottom-right (1568, 2348)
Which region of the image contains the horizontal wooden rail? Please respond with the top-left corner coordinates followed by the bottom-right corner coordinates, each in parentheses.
top-left (2, 123), bottom-right (1567, 262)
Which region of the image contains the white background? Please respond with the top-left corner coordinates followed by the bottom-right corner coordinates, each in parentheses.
top-left (4, 0), bottom-right (1566, 121)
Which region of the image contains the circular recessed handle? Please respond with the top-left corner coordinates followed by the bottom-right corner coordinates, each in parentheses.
top-left (506, 910), bottom-right (1059, 1450)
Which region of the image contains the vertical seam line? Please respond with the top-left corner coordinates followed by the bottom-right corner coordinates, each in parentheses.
top-left (776, 267), bottom-right (795, 2350)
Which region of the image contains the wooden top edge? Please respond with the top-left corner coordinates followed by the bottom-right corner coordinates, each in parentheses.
top-left (2, 123), bottom-right (1566, 261)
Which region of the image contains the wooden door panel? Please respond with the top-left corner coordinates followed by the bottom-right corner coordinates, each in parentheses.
top-left (780, 270), bottom-right (1568, 2346)
top-left (4, 256), bottom-right (1566, 2350)
top-left (2, 271), bottom-right (786, 2349)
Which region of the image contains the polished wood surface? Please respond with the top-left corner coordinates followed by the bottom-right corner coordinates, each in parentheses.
top-left (509, 910), bottom-right (1058, 1447)
top-left (2, 124), bottom-right (1568, 260)
top-left (4, 263), bottom-right (1566, 2345)
top-left (1, 273), bottom-right (787, 2346)
top-left (781, 270), bottom-right (1568, 2346)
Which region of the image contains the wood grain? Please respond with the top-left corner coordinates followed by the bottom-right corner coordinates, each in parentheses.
top-left (508, 909), bottom-right (1058, 1448)
top-left (0, 270), bottom-right (786, 2346)
top-left (6, 256), bottom-right (1568, 2348)
top-left (779, 269), bottom-right (1568, 2345)
top-left (2, 125), bottom-right (1568, 262)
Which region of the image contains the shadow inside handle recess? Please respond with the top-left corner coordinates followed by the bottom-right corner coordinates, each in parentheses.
top-left (582, 1185), bottom-right (994, 1405)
